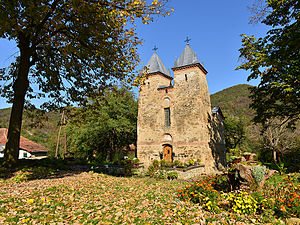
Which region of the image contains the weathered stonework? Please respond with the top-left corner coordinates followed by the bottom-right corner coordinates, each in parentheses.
top-left (137, 45), bottom-right (226, 174)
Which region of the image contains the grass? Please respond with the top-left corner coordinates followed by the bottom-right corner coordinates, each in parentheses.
top-left (1, 170), bottom-right (295, 224)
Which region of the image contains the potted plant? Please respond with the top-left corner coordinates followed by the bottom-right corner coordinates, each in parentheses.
top-left (230, 155), bottom-right (242, 164)
top-left (243, 152), bottom-right (252, 161)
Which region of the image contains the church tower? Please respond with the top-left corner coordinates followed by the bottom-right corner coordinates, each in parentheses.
top-left (137, 44), bottom-right (226, 172)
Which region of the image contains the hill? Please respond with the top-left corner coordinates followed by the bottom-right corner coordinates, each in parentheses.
top-left (210, 84), bottom-right (254, 120)
top-left (0, 84), bottom-right (255, 151)
top-left (0, 108), bottom-right (60, 150)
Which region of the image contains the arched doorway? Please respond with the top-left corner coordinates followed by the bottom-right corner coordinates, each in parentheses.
top-left (163, 144), bottom-right (172, 162)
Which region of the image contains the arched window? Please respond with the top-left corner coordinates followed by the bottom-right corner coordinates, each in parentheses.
top-left (164, 108), bottom-right (170, 126)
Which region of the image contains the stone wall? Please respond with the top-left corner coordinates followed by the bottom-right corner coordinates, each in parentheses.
top-left (137, 65), bottom-right (226, 173)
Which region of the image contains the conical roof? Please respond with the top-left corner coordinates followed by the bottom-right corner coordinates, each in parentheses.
top-left (146, 52), bottom-right (172, 78)
top-left (173, 44), bottom-right (200, 68)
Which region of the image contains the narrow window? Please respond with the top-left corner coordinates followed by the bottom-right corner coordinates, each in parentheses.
top-left (148, 82), bottom-right (150, 89)
top-left (165, 89), bottom-right (168, 93)
top-left (23, 152), bottom-right (27, 158)
top-left (185, 74), bottom-right (188, 81)
top-left (164, 108), bottom-right (171, 126)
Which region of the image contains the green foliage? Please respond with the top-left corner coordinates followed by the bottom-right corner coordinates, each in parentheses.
top-left (224, 116), bottom-right (246, 150)
top-left (226, 191), bottom-right (258, 214)
top-left (237, 0), bottom-right (300, 125)
top-left (0, 0), bottom-right (172, 168)
top-left (66, 87), bottom-right (137, 161)
top-left (167, 171), bottom-right (178, 180)
top-left (122, 158), bottom-right (139, 177)
top-left (265, 173), bottom-right (300, 218)
top-left (177, 172), bottom-right (299, 220)
top-left (145, 164), bottom-right (159, 178)
top-left (154, 169), bottom-right (168, 179)
top-left (210, 84), bottom-right (254, 120)
top-left (188, 159), bottom-right (195, 166)
top-left (11, 166), bottom-right (56, 183)
top-left (252, 165), bottom-right (267, 185)
top-left (177, 176), bottom-right (221, 212)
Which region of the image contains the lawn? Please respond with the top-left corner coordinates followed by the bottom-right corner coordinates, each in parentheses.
top-left (0, 171), bottom-right (297, 224)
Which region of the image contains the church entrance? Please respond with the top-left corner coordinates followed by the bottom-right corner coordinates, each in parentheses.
top-left (163, 145), bottom-right (172, 162)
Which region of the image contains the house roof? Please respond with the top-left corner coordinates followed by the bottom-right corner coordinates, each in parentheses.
top-left (172, 44), bottom-right (207, 74)
top-left (146, 52), bottom-right (172, 79)
top-left (0, 128), bottom-right (48, 153)
top-left (212, 107), bottom-right (225, 120)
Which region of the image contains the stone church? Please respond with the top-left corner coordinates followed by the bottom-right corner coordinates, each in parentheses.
top-left (137, 44), bottom-right (226, 173)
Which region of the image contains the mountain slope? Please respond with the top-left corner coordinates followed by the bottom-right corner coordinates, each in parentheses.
top-left (210, 84), bottom-right (254, 119)
top-left (0, 108), bottom-right (60, 150)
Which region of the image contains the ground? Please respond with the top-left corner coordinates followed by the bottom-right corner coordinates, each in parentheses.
top-left (0, 172), bottom-right (291, 224)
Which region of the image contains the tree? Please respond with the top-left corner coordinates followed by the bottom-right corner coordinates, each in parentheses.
top-left (0, 0), bottom-right (171, 168)
top-left (224, 116), bottom-right (246, 150)
top-left (260, 118), bottom-right (298, 163)
top-left (237, 0), bottom-right (300, 126)
top-left (66, 87), bottom-right (138, 161)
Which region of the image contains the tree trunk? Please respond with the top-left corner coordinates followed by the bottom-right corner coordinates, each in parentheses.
top-left (2, 39), bottom-right (31, 169)
top-left (273, 150), bottom-right (277, 163)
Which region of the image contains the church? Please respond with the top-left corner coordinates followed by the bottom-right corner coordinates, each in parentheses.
top-left (137, 43), bottom-right (226, 173)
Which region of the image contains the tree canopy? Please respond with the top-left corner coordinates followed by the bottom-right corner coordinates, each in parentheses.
top-left (0, 0), bottom-right (171, 168)
top-left (65, 87), bottom-right (138, 161)
top-left (237, 0), bottom-right (300, 126)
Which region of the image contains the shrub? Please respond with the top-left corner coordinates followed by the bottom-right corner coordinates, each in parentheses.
top-left (271, 174), bottom-right (300, 218)
top-left (154, 169), bottom-right (167, 179)
top-left (167, 171), bottom-right (178, 180)
top-left (145, 165), bottom-right (158, 178)
top-left (176, 162), bottom-right (184, 168)
top-left (188, 159), bottom-right (195, 166)
top-left (160, 159), bottom-right (166, 167)
top-left (225, 191), bottom-right (258, 214)
top-left (212, 174), bottom-right (231, 192)
top-left (251, 165), bottom-right (267, 185)
top-left (122, 158), bottom-right (138, 177)
top-left (177, 176), bottom-right (221, 212)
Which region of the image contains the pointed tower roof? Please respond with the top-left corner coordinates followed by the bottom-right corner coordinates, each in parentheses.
top-left (146, 52), bottom-right (172, 79)
top-left (172, 44), bottom-right (207, 74)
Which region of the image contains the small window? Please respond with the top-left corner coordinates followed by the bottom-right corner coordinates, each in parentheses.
top-left (164, 108), bottom-right (171, 126)
top-left (185, 74), bottom-right (188, 81)
top-left (148, 82), bottom-right (150, 89)
top-left (165, 89), bottom-right (168, 93)
top-left (23, 152), bottom-right (28, 158)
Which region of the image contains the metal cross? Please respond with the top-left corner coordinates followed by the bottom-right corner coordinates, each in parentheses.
top-left (152, 45), bottom-right (158, 51)
top-left (184, 36), bottom-right (191, 44)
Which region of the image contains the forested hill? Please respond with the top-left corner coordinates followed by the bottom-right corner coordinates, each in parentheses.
top-left (0, 108), bottom-right (60, 150)
top-left (210, 84), bottom-right (254, 119)
top-left (0, 84), bottom-right (255, 149)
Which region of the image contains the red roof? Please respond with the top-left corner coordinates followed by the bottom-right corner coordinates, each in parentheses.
top-left (0, 128), bottom-right (48, 152)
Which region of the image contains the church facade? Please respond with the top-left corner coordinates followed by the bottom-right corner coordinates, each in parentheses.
top-left (137, 44), bottom-right (226, 173)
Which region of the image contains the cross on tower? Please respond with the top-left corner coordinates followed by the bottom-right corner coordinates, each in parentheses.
top-left (184, 36), bottom-right (191, 44)
top-left (152, 45), bottom-right (158, 52)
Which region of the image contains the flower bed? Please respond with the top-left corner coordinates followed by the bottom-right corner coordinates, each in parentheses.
top-left (177, 173), bottom-right (300, 221)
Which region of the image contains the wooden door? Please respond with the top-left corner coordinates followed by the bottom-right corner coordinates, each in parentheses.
top-left (163, 145), bottom-right (172, 162)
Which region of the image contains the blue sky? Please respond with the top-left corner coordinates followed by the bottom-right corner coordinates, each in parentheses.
top-left (0, 0), bottom-right (268, 109)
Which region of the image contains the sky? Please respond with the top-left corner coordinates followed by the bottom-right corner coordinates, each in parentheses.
top-left (0, 0), bottom-right (269, 109)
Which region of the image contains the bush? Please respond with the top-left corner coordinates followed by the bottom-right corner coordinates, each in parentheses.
top-left (270, 174), bottom-right (300, 218)
top-left (251, 165), bottom-right (267, 185)
top-left (145, 164), bottom-right (159, 178)
top-left (122, 158), bottom-right (138, 177)
top-left (177, 176), bottom-right (221, 212)
top-left (167, 171), bottom-right (178, 180)
top-left (154, 170), bottom-right (167, 179)
top-left (225, 191), bottom-right (258, 214)
top-left (212, 174), bottom-right (231, 192)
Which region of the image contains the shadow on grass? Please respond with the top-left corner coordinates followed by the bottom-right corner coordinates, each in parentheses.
top-left (0, 158), bottom-right (90, 182)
